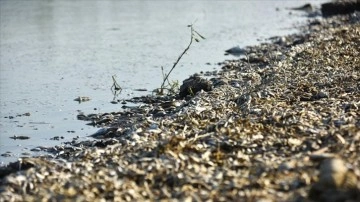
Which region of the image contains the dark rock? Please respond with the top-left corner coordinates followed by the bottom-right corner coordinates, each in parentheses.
top-left (179, 76), bottom-right (212, 98)
top-left (321, 1), bottom-right (360, 17)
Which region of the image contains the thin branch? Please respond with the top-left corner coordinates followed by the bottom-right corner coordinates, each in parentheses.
top-left (111, 75), bottom-right (122, 91)
top-left (160, 25), bottom-right (195, 90)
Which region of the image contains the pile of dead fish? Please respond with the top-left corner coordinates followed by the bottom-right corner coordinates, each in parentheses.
top-left (1, 8), bottom-right (359, 202)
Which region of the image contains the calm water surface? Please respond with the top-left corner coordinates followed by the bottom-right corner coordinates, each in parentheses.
top-left (0, 0), bottom-right (326, 165)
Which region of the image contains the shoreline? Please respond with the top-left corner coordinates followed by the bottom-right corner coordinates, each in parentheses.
top-left (1, 3), bottom-right (360, 202)
top-left (0, 0), bottom-right (319, 166)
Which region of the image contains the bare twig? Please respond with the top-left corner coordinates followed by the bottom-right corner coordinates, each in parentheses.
top-left (111, 75), bottom-right (122, 91)
top-left (111, 75), bottom-right (122, 100)
top-left (159, 24), bottom-right (205, 94)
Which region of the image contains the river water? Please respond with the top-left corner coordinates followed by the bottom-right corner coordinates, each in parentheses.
top-left (0, 0), bottom-right (326, 165)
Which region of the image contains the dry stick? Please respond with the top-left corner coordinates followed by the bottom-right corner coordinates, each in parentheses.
top-left (161, 66), bottom-right (171, 87)
top-left (160, 25), bottom-right (195, 91)
top-left (110, 75), bottom-right (122, 100)
top-left (111, 75), bottom-right (122, 91)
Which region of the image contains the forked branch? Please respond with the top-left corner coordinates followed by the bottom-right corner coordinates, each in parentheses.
top-left (159, 24), bottom-right (205, 94)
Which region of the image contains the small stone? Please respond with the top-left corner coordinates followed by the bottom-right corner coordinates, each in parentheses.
top-left (319, 158), bottom-right (347, 188)
top-left (179, 76), bottom-right (212, 98)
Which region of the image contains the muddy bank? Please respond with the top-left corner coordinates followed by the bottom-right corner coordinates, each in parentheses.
top-left (1, 4), bottom-right (360, 202)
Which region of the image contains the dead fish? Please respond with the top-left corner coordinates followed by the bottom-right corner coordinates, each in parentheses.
top-left (10, 135), bottom-right (30, 140)
top-left (289, 3), bottom-right (313, 13)
top-left (134, 88), bottom-right (147, 92)
top-left (74, 96), bottom-right (91, 103)
top-left (225, 46), bottom-right (247, 56)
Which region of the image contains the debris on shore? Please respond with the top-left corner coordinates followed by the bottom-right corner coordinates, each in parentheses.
top-left (74, 96), bottom-right (91, 103)
top-left (1, 2), bottom-right (359, 201)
